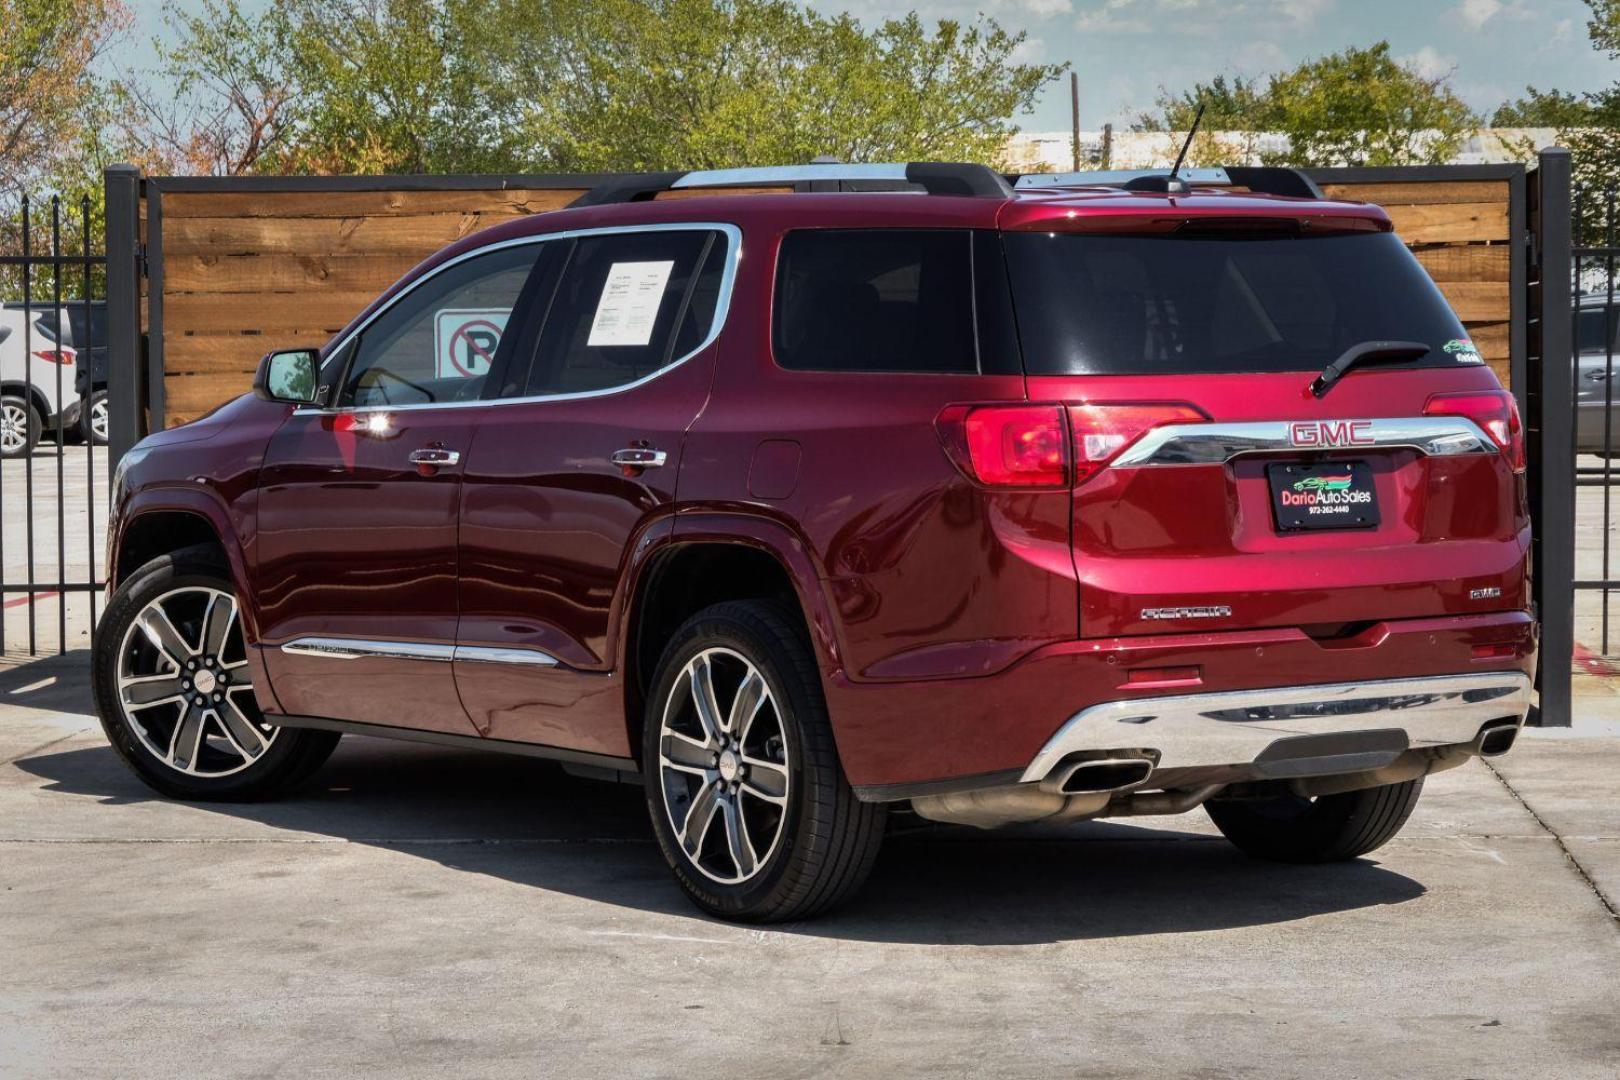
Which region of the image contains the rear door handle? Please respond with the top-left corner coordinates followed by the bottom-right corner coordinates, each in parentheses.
top-left (408, 448), bottom-right (461, 466)
top-left (610, 448), bottom-right (668, 469)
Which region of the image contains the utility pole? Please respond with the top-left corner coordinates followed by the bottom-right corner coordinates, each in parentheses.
top-left (1101, 123), bottom-right (1114, 170)
top-left (1070, 71), bottom-right (1081, 172)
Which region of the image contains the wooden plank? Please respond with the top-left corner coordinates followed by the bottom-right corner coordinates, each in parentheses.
top-left (163, 334), bottom-right (304, 375)
top-left (1321, 180), bottom-right (1509, 207)
top-left (164, 290), bottom-right (375, 335)
top-left (1462, 320), bottom-right (1509, 361)
top-left (164, 371), bottom-right (261, 427)
top-left (162, 188), bottom-right (583, 219)
top-left (162, 213), bottom-right (527, 256)
top-left (1379, 202), bottom-right (1510, 244)
top-left (164, 253), bottom-right (425, 295)
top-left (1434, 281), bottom-right (1510, 322)
top-left (1412, 244), bottom-right (1510, 284)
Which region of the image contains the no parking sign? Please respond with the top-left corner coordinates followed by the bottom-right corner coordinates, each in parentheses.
top-left (434, 308), bottom-right (510, 379)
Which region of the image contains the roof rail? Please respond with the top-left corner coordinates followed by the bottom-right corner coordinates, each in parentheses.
top-left (1012, 166), bottom-right (1323, 200)
top-left (567, 162), bottom-right (1013, 207)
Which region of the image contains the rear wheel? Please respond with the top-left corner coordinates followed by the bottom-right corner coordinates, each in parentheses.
top-left (81, 389), bottom-right (108, 445)
top-left (1205, 778), bottom-right (1424, 862)
top-left (1, 395), bottom-right (39, 459)
top-left (643, 600), bottom-right (885, 922)
top-left (92, 547), bottom-right (339, 801)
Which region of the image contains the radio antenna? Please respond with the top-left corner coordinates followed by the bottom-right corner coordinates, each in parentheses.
top-left (1167, 102), bottom-right (1206, 189)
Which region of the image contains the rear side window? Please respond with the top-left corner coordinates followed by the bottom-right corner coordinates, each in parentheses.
top-left (1003, 230), bottom-right (1473, 376)
top-left (514, 229), bottom-right (721, 397)
top-left (774, 229), bottom-right (977, 374)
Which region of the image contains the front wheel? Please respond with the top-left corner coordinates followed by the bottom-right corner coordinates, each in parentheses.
top-left (92, 546), bottom-right (339, 801)
top-left (643, 600), bottom-right (885, 922)
top-left (1205, 778), bottom-right (1424, 863)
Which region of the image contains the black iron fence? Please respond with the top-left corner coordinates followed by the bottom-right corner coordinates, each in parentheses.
top-left (0, 193), bottom-right (108, 657)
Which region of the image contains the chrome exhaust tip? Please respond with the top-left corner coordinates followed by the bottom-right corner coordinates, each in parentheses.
top-left (1042, 754), bottom-right (1156, 796)
top-left (1475, 721), bottom-right (1520, 758)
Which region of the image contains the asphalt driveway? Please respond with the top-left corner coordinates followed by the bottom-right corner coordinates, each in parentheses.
top-left (2, 653), bottom-right (1617, 1079)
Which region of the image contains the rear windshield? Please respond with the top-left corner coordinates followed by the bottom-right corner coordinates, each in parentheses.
top-left (1003, 230), bottom-right (1472, 376)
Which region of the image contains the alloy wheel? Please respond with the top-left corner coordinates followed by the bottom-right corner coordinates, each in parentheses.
top-left (89, 396), bottom-right (108, 442)
top-left (115, 586), bottom-right (275, 777)
top-left (1, 402), bottom-right (28, 454)
top-left (657, 647), bottom-right (792, 884)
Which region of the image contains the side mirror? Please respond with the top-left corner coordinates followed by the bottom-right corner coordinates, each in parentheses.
top-left (253, 348), bottom-right (320, 405)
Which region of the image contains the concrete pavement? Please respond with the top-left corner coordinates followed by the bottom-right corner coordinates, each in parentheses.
top-left (1, 653), bottom-right (1617, 1079)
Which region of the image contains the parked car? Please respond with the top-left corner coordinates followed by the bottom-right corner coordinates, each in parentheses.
top-left (1576, 292), bottom-right (1620, 455)
top-left (0, 302), bottom-right (90, 458)
top-left (93, 163), bottom-right (1536, 922)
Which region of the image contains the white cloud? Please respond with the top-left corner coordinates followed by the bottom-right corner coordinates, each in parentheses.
top-left (1272, 0), bottom-right (1333, 24)
top-left (1451, 0), bottom-right (1536, 32)
top-left (1075, 0), bottom-right (1152, 33)
top-left (1019, 0), bottom-right (1074, 15)
top-left (1399, 45), bottom-right (1458, 81)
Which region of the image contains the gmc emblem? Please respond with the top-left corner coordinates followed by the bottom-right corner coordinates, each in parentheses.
top-left (1288, 419), bottom-right (1374, 448)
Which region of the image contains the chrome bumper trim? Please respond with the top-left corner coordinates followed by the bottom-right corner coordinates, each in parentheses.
top-left (1110, 417), bottom-right (1495, 468)
top-left (1020, 672), bottom-right (1533, 782)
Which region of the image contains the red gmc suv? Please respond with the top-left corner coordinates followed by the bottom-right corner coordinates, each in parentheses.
top-left (92, 163), bottom-right (1536, 922)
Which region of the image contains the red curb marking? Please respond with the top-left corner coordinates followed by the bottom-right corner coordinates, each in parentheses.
top-left (1573, 641), bottom-right (1620, 676)
top-left (3, 591), bottom-right (59, 609)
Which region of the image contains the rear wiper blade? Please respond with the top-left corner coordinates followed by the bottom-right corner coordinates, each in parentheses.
top-left (1309, 340), bottom-right (1431, 398)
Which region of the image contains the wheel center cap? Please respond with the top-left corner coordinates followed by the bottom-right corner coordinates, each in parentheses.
top-left (717, 749), bottom-right (740, 782)
top-left (193, 669), bottom-right (218, 695)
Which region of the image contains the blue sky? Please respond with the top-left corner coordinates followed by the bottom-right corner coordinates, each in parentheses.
top-left (130, 0), bottom-right (1620, 131)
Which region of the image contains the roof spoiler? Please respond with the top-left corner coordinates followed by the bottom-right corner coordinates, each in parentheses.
top-left (568, 162), bottom-right (1014, 207)
top-left (1011, 166), bottom-right (1323, 200)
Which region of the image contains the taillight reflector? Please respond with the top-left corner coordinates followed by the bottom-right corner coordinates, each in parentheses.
top-left (1424, 390), bottom-right (1524, 472)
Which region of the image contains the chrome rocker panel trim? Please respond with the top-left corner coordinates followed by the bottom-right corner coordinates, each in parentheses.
top-left (1111, 417), bottom-right (1496, 468)
top-left (1020, 672), bottom-right (1533, 783)
top-left (280, 638), bottom-right (559, 667)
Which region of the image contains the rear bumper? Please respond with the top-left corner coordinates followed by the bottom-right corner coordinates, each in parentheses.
top-left (1019, 671), bottom-right (1531, 784)
top-left (831, 609), bottom-right (1537, 797)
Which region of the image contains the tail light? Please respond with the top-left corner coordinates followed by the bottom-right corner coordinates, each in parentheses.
top-left (1425, 390), bottom-right (1524, 472)
top-left (1069, 402), bottom-right (1207, 485)
top-left (937, 402), bottom-right (1206, 489)
top-left (32, 349), bottom-right (72, 365)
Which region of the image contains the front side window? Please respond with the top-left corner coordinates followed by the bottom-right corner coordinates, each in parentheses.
top-left (509, 229), bottom-right (723, 398)
top-left (340, 244), bottom-right (543, 407)
top-left (773, 229), bottom-right (977, 374)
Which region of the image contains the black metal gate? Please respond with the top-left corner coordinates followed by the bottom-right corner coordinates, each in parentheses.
top-left (0, 191), bottom-right (109, 657)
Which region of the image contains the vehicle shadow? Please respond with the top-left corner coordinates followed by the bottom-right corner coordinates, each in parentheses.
top-left (13, 732), bottom-right (1427, 945)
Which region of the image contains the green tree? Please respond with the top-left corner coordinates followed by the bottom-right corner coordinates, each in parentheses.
top-left (472, 0), bottom-right (1063, 170)
top-left (1260, 43), bottom-right (1476, 167)
top-left (1491, 87), bottom-right (1598, 128)
top-left (1133, 43), bottom-right (1476, 168)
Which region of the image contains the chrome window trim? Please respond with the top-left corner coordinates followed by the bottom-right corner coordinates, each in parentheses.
top-left (295, 221), bottom-right (742, 416)
top-left (1110, 417), bottom-right (1498, 468)
top-left (280, 637), bottom-right (562, 667)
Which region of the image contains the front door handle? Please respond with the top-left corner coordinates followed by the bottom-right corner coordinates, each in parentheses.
top-left (408, 447), bottom-right (461, 473)
top-left (610, 447), bottom-right (668, 469)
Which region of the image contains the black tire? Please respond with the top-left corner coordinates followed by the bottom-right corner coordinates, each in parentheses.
top-left (80, 389), bottom-right (108, 445)
top-left (642, 600), bottom-right (885, 923)
top-left (92, 545), bottom-right (340, 801)
top-left (1, 394), bottom-right (39, 459)
top-left (1205, 778), bottom-right (1424, 863)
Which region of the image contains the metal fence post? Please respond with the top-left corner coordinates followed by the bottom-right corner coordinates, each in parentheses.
top-left (103, 164), bottom-right (143, 466)
top-left (1533, 148), bottom-right (1575, 725)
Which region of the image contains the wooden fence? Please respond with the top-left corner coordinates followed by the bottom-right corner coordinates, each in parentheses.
top-left (133, 166), bottom-right (1525, 427)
